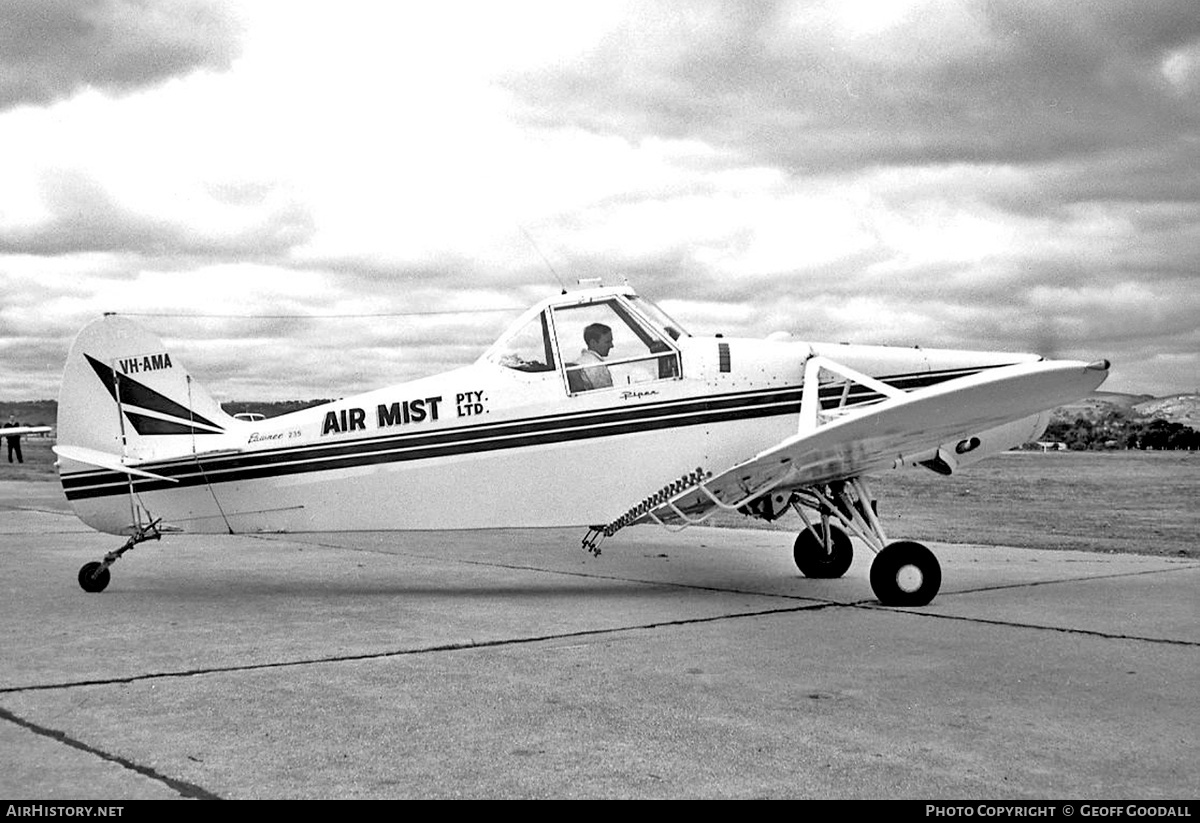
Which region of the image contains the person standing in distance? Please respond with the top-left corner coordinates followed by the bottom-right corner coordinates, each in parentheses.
top-left (3, 413), bottom-right (24, 464)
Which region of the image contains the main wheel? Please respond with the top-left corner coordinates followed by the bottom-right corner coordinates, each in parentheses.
top-left (78, 561), bottom-right (111, 593)
top-left (793, 523), bottom-right (853, 579)
top-left (870, 541), bottom-right (941, 607)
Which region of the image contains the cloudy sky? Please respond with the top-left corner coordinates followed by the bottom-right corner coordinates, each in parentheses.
top-left (1, 0), bottom-right (1197, 402)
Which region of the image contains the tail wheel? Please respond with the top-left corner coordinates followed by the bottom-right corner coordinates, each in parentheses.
top-left (78, 561), bottom-right (111, 593)
top-left (870, 541), bottom-right (941, 606)
top-left (793, 523), bottom-right (853, 579)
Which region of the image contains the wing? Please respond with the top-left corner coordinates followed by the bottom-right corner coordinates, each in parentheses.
top-left (595, 356), bottom-right (1109, 537)
top-left (2, 426), bottom-right (52, 437)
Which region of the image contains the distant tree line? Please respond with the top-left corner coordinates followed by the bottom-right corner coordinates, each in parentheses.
top-left (221, 399), bottom-right (333, 418)
top-left (1042, 410), bottom-right (1200, 450)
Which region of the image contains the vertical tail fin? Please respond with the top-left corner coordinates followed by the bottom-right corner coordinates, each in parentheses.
top-left (58, 316), bottom-right (238, 465)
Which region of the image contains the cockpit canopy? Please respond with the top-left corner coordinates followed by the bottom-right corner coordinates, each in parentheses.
top-left (481, 287), bottom-right (688, 395)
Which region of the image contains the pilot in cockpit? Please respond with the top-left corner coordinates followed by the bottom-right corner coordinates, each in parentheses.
top-left (577, 323), bottom-right (614, 390)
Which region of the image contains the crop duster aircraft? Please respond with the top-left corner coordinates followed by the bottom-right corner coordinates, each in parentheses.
top-left (55, 284), bottom-right (1109, 606)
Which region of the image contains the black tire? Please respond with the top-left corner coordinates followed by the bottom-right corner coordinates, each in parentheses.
top-left (793, 523), bottom-right (853, 579)
top-left (870, 541), bottom-right (941, 607)
top-left (78, 561), bottom-right (110, 593)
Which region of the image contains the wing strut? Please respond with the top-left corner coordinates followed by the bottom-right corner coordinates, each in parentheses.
top-left (798, 353), bottom-right (904, 432)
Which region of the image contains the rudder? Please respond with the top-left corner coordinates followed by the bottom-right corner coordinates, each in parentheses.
top-left (58, 316), bottom-right (238, 465)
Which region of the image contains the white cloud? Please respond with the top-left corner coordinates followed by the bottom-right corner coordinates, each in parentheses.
top-left (0, 0), bottom-right (1197, 402)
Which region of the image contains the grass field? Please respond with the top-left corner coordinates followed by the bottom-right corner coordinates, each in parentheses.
top-left (2, 438), bottom-right (1196, 558)
top-left (0, 437), bottom-right (57, 482)
top-left (707, 450), bottom-right (1199, 559)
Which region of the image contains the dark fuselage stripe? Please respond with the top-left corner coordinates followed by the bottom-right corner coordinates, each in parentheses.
top-left (61, 367), bottom-right (991, 500)
top-left (62, 395), bottom-right (800, 499)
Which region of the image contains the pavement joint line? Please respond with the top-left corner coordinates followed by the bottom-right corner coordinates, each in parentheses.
top-left (0, 602), bottom-right (841, 696)
top-left (56, 533), bottom-right (1199, 649)
top-left (0, 535), bottom-right (94, 542)
top-left (248, 532), bottom-right (1199, 575)
top-left (10, 523), bottom-right (1195, 689)
top-left (869, 606), bottom-right (1200, 648)
top-left (0, 506), bottom-right (74, 515)
top-left (246, 532), bottom-right (853, 602)
top-left (4, 581), bottom-right (1193, 701)
top-left (941, 563), bottom-right (1199, 594)
top-left (0, 704), bottom-right (222, 800)
top-left (249, 532), bottom-right (1200, 616)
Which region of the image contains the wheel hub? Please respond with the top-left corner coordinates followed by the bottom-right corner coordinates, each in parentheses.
top-left (895, 564), bottom-right (924, 593)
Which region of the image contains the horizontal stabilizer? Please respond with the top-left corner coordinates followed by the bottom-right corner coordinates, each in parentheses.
top-left (53, 445), bottom-right (179, 483)
top-left (1, 426), bottom-right (52, 437)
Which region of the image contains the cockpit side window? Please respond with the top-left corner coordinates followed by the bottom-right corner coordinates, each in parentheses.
top-left (553, 299), bottom-right (681, 394)
top-left (487, 310), bottom-right (556, 373)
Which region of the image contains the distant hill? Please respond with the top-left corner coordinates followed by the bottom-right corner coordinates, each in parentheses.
top-left (1053, 391), bottom-right (1200, 428)
top-left (1133, 394), bottom-right (1200, 429)
top-left (1056, 390), bottom-right (1154, 416)
top-left (221, 399), bottom-right (333, 419)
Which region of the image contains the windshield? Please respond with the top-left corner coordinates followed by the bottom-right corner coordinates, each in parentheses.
top-left (627, 295), bottom-right (689, 340)
top-left (483, 310), bottom-right (556, 372)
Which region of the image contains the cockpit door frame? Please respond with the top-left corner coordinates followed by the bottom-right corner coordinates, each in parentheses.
top-left (548, 295), bottom-right (683, 397)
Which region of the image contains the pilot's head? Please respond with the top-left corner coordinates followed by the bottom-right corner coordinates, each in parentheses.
top-left (583, 323), bottom-right (613, 357)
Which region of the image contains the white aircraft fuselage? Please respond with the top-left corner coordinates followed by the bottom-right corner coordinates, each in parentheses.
top-left (58, 285), bottom-right (1047, 537)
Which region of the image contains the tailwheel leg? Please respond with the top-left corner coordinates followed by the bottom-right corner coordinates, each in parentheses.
top-left (77, 518), bottom-right (163, 593)
top-left (870, 541), bottom-right (941, 607)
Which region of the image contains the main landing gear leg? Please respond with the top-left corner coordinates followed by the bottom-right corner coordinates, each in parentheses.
top-left (78, 518), bottom-right (163, 593)
top-left (788, 478), bottom-right (941, 607)
top-left (790, 506), bottom-right (853, 579)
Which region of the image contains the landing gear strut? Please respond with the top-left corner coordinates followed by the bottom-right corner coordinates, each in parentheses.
top-left (77, 517), bottom-right (163, 593)
top-left (786, 478), bottom-right (941, 607)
